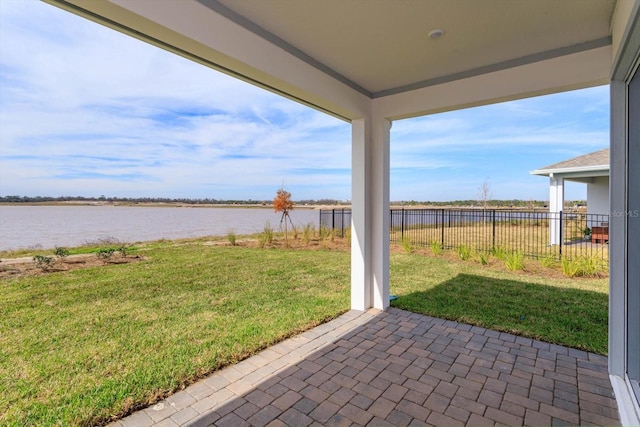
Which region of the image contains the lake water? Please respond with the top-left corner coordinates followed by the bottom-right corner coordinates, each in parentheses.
top-left (0, 205), bottom-right (320, 251)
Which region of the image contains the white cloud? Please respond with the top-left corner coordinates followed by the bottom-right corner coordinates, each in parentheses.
top-left (0, 0), bottom-right (608, 202)
top-left (0, 0), bottom-right (352, 200)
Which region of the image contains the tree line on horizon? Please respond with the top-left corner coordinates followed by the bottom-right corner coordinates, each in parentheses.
top-left (0, 195), bottom-right (347, 206)
top-left (0, 195), bottom-right (586, 208)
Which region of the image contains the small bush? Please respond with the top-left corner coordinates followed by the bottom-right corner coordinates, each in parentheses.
top-left (457, 245), bottom-right (471, 261)
top-left (258, 223), bottom-right (274, 248)
top-left (561, 257), bottom-right (581, 278)
top-left (96, 248), bottom-right (115, 260)
top-left (53, 247), bottom-right (69, 260)
top-left (581, 255), bottom-right (607, 276)
top-left (540, 254), bottom-right (558, 269)
top-left (263, 223), bottom-right (274, 244)
top-left (302, 223), bottom-right (314, 245)
top-left (345, 227), bottom-right (351, 246)
top-left (32, 255), bottom-right (54, 270)
top-left (52, 247), bottom-right (67, 259)
top-left (227, 230), bottom-right (237, 246)
top-left (117, 245), bottom-right (131, 257)
top-left (401, 235), bottom-right (412, 253)
top-left (561, 255), bottom-right (608, 278)
top-left (430, 240), bottom-right (443, 256)
top-left (493, 246), bottom-right (508, 260)
top-left (319, 226), bottom-right (332, 241)
top-left (504, 251), bottom-right (525, 271)
top-left (478, 252), bottom-right (490, 265)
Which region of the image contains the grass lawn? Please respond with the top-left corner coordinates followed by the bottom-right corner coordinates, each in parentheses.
top-left (1, 238), bottom-right (609, 425)
top-left (1, 243), bottom-right (350, 426)
top-left (389, 252), bottom-right (608, 356)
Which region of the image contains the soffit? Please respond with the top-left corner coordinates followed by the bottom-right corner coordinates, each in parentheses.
top-left (212, 0), bottom-right (616, 97)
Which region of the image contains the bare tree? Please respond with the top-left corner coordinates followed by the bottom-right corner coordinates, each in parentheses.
top-left (478, 178), bottom-right (492, 209)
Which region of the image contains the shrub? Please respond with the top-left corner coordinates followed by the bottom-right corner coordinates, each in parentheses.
top-left (53, 247), bottom-right (69, 260)
top-left (263, 223), bottom-right (274, 243)
top-left (319, 226), bottom-right (332, 241)
top-left (540, 254), bottom-right (558, 269)
top-left (302, 223), bottom-right (314, 245)
top-left (581, 255), bottom-right (607, 276)
top-left (457, 245), bottom-right (471, 261)
top-left (493, 246), bottom-right (508, 260)
top-left (96, 248), bottom-right (115, 260)
top-left (259, 223), bottom-right (274, 248)
top-left (562, 255), bottom-right (608, 278)
top-left (345, 227), bottom-right (351, 246)
top-left (32, 255), bottom-right (54, 270)
top-left (561, 257), bottom-right (581, 278)
top-left (227, 230), bottom-right (237, 246)
top-left (401, 235), bottom-right (412, 253)
top-left (117, 245), bottom-right (131, 257)
top-left (504, 251), bottom-right (525, 271)
top-left (478, 252), bottom-right (490, 265)
top-left (430, 240), bottom-right (443, 256)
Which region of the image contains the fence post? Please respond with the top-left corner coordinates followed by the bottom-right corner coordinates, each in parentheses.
top-left (401, 208), bottom-right (405, 240)
top-left (559, 210), bottom-right (563, 258)
top-left (441, 209), bottom-right (445, 247)
top-left (331, 209), bottom-right (335, 234)
top-left (492, 209), bottom-right (496, 252)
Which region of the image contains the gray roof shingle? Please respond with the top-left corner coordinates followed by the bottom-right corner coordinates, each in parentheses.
top-left (536, 148), bottom-right (609, 171)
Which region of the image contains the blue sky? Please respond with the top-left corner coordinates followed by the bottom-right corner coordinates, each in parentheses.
top-left (0, 1), bottom-right (609, 202)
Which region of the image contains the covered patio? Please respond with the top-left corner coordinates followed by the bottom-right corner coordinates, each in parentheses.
top-left (45, 0), bottom-right (640, 424)
top-left (112, 308), bottom-right (619, 426)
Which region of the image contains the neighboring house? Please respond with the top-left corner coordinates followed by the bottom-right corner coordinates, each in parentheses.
top-left (530, 148), bottom-right (609, 244)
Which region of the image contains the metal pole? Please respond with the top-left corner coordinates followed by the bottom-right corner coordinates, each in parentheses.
top-left (332, 208), bottom-right (335, 232)
top-left (492, 209), bottom-right (496, 252)
top-left (441, 209), bottom-right (445, 247)
top-left (559, 210), bottom-right (563, 258)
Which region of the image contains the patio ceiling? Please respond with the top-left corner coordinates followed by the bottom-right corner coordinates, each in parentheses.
top-left (214, 0), bottom-right (614, 97)
top-left (45, 0), bottom-right (616, 120)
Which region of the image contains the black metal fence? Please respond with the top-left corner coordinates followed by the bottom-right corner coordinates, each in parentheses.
top-left (319, 208), bottom-right (351, 238)
top-left (320, 208), bottom-right (609, 260)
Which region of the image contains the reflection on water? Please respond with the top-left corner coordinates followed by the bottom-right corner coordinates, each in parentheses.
top-left (0, 205), bottom-right (319, 251)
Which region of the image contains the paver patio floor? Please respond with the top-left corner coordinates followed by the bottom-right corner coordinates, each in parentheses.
top-left (111, 308), bottom-right (620, 427)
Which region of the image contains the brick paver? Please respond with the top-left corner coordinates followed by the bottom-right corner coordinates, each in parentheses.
top-left (113, 308), bottom-right (620, 426)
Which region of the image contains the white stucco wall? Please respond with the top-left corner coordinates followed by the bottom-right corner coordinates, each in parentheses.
top-left (587, 176), bottom-right (610, 216)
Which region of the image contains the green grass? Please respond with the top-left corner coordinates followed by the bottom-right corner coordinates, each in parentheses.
top-left (1, 240), bottom-right (610, 425)
top-left (390, 252), bottom-right (608, 355)
top-left (1, 244), bottom-right (349, 426)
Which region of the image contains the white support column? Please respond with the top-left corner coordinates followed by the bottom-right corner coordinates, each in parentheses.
top-left (371, 117), bottom-right (390, 310)
top-left (351, 116), bottom-right (390, 311)
top-left (351, 118), bottom-right (371, 311)
top-left (549, 174), bottom-right (564, 245)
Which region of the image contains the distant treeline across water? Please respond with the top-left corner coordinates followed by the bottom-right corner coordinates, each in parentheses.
top-left (0, 205), bottom-right (319, 251)
top-left (0, 195), bottom-right (348, 206)
top-left (1, 195), bottom-right (588, 208)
